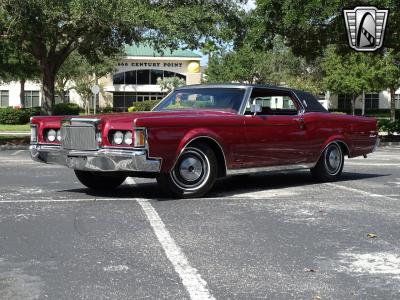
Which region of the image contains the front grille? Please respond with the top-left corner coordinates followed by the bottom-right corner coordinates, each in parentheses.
top-left (61, 122), bottom-right (97, 151)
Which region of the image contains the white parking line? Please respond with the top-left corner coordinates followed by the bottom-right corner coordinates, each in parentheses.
top-left (0, 198), bottom-right (138, 203)
top-left (10, 150), bottom-right (25, 156)
top-left (326, 183), bottom-right (398, 201)
top-left (125, 178), bottom-right (215, 300)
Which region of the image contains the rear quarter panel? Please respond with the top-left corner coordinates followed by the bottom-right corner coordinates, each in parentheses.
top-left (303, 113), bottom-right (377, 159)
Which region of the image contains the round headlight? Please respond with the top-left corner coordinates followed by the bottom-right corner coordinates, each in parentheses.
top-left (124, 131), bottom-right (132, 145)
top-left (47, 129), bottom-right (56, 142)
top-left (113, 131), bottom-right (123, 145)
top-left (56, 129), bottom-right (61, 141)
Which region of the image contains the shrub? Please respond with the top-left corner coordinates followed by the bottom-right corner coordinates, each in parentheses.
top-left (54, 103), bottom-right (80, 115)
top-left (377, 119), bottom-right (400, 134)
top-left (101, 106), bottom-right (113, 114)
top-left (127, 100), bottom-right (160, 112)
top-left (0, 107), bottom-right (41, 124)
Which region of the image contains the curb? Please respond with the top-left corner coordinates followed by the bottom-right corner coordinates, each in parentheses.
top-left (379, 142), bottom-right (400, 147)
top-left (0, 145), bottom-right (30, 151)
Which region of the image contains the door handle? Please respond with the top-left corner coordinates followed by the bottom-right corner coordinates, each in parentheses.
top-left (294, 117), bottom-right (305, 129)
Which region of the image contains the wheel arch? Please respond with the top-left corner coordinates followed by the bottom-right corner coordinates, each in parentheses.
top-left (319, 138), bottom-right (350, 161)
top-left (172, 135), bottom-right (227, 178)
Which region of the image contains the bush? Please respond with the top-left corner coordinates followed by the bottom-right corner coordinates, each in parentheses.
top-left (0, 107), bottom-right (41, 124)
top-left (128, 100), bottom-right (160, 112)
top-left (377, 119), bottom-right (400, 134)
top-left (54, 103), bottom-right (80, 115)
top-left (101, 106), bottom-right (113, 114)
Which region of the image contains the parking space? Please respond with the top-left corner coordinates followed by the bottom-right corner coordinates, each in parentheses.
top-left (0, 147), bottom-right (399, 299)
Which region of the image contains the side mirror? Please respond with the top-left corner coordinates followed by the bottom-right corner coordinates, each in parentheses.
top-left (250, 104), bottom-right (262, 115)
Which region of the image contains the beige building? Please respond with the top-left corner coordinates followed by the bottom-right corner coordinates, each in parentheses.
top-left (0, 44), bottom-right (202, 111)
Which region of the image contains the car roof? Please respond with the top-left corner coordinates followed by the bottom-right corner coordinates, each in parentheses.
top-left (175, 84), bottom-right (328, 113)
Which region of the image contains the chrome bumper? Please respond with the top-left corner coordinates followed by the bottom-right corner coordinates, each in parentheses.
top-left (30, 144), bottom-right (161, 173)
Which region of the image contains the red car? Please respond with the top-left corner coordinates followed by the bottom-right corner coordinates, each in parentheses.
top-left (30, 84), bottom-right (378, 198)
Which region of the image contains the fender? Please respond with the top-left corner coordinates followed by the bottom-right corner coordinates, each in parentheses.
top-left (167, 128), bottom-right (226, 173)
top-left (320, 135), bottom-right (352, 159)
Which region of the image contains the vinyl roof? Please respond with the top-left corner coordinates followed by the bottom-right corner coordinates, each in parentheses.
top-left (123, 44), bottom-right (202, 58)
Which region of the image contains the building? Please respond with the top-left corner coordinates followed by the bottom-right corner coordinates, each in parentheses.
top-left (318, 90), bottom-right (400, 111)
top-left (0, 44), bottom-right (202, 111)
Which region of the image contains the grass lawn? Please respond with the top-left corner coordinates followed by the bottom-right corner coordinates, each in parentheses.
top-left (0, 124), bottom-right (30, 132)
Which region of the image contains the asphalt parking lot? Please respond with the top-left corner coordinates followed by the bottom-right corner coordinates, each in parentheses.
top-left (0, 147), bottom-right (400, 300)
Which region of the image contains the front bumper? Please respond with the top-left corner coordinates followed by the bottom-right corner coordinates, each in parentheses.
top-left (30, 144), bottom-right (161, 173)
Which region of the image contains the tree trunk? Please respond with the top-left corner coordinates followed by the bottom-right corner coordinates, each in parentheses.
top-left (352, 95), bottom-right (355, 116)
top-left (41, 68), bottom-right (56, 115)
top-left (19, 79), bottom-right (25, 107)
top-left (390, 87), bottom-right (396, 122)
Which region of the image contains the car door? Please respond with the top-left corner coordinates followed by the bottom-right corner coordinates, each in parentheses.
top-left (241, 88), bottom-right (314, 168)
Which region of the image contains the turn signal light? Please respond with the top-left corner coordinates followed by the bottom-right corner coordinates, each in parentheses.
top-left (134, 128), bottom-right (146, 148)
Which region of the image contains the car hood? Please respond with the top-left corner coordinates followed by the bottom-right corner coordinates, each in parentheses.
top-left (69, 110), bottom-right (238, 123)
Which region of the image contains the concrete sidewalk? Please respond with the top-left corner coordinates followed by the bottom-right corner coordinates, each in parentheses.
top-left (0, 131), bottom-right (30, 136)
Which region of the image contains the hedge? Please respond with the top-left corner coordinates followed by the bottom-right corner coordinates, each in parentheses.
top-left (377, 119), bottom-right (400, 134)
top-left (329, 109), bottom-right (400, 119)
top-left (54, 103), bottom-right (80, 115)
top-left (127, 100), bottom-right (160, 112)
top-left (0, 107), bottom-right (41, 124)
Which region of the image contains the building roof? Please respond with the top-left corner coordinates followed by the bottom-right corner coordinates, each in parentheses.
top-left (123, 44), bottom-right (202, 58)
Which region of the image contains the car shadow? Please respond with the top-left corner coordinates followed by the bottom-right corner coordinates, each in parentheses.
top-left (58, 170), bottom-right (389, 201)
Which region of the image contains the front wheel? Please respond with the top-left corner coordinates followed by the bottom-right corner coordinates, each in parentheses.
top-left (74, 170), bottom-right (127, 190)
top-left (157, 143), bottom-right (217, 198)
top-left (310, 142), bottom-right (344, 182)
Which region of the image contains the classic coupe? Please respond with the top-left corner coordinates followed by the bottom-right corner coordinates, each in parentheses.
top-left (30, 84), bottom-right (378, 198)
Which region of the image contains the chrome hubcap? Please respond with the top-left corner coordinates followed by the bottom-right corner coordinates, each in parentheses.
top-left (171, 148), bottom-right (210, 190)
top-left (179, 156), bottom-right (203, 182)
top-left (325, 145), bottom-right (342, 174)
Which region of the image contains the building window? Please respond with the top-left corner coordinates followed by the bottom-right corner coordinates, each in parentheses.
top-left (113, 69), bottom-right (187, 85)
top-left (150, 69), bottom-right (163, 84)
top-left (24, 91), bottom-right (40, 107)
top-left (0, 90), bottom-right (9, 107)
top-left (365, 93), bottom-right (379, 109)
top-left (55, 91), bottom-right (70, 104)
top-left (125, 70), bottom-right (136, 85)
top-left (396, 93), bottom-right (400, 109)
top-left (136, 69), bottom-right (150, 85)
top-left (337, 94), bottom-right (352, 110)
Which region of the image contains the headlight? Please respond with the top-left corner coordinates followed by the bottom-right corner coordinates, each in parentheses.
top-left (56, 129), bottom-right (61, 141)
top-left (124, 131), bottom-right (132, 145)
top-left (30, 125), bottom-right (37, 143)
top-left (113, 131), bottom-right (124, 145)
top-left (47, 129), bottom-right (57, 142)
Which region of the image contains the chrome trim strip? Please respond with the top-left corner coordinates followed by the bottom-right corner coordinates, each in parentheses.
top-left (226, 163), bottom-right (316, 176)
top-left (238, 87), bottom-right (253, 115)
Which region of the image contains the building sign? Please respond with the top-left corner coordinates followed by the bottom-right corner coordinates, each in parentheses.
top-left (117, 62), bottom-right (183, 68)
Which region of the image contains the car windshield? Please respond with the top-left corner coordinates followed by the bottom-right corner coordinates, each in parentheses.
top-left (154, 88), bottom-right (246, 113)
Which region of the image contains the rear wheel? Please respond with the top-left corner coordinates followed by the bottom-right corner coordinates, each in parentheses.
top-left (310, 142), bottom-right (344, 182)
top-left (157, 143), bottom-right (217, 198)
top-left (74, 170), bottom-right (126, 190)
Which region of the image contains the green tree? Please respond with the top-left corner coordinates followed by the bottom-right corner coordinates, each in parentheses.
top-left (0, 40), bottom-right (39, 106)
top-left (253, 0), bottom-right (400, 58)
top-left (322, 46), bottom-right (380, 115)
top-left (157, 77), bottom-right (185, 93)
top-left (0, 0), bottom-right (243, 115)
top-left (57, 51), bottom-right (117, 113)
top-left (205, 37), bottom-right (322, 94)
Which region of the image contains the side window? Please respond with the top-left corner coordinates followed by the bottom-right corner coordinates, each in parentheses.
top-left (245, 89), bottom-right (299, 115)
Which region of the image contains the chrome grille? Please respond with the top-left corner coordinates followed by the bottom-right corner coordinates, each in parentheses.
top-left (61, 122), bottom-right (97, 151)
